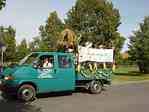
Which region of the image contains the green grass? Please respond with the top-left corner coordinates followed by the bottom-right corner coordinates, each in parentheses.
top-left (113, 65), bottom-right (149, 82)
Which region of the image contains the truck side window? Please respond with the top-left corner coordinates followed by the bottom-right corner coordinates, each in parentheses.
top-left (40, 55), bottom-right (54, 69)
top-left (58, 56), bottom-right (72, 68)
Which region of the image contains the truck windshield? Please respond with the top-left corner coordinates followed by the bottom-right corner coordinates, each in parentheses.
top-left (19, 53), bottom-right (39, 65)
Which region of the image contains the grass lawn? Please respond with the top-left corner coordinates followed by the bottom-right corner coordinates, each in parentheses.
top-left (112, 65), bottom-right (149, 82)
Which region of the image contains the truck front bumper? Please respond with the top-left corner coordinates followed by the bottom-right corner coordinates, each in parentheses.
top-left (0, 80), bottom-right (17, 95)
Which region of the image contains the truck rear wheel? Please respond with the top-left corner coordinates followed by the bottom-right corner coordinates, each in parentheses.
top-left (17, 84), bottom-right (36, 102)
top-left (89, 80), bottom-right (103, 94)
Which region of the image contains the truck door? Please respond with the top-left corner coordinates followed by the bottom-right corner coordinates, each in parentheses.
top-left (36, 54), bottom-right (75, 93)
top-left (36, 54), bottom-right (57, 92)
top-left (55, 54), bottom-right (75, 91)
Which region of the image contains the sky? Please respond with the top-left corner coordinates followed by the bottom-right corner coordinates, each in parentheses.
top-left (0, 0), bottom-right (149, 50)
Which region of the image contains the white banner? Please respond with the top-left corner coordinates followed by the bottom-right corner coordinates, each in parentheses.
top-left (78, 46), bottom-right (114, 63)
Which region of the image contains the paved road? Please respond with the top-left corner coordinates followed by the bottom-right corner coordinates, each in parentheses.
top-left (0, 82), bottom-right (149, 112)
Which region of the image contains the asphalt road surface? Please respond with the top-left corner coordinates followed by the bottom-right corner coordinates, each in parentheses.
top-left (0, 82), bottom-right (149, 112)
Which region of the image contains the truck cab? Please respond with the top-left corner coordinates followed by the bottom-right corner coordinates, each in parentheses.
top-left (0, 52), bottom-right (76, 101)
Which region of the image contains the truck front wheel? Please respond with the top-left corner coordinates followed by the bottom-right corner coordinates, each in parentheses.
top-left (89, 80), bottom-right (103, 94)
top-left (17, 84), bottom-right (36, 101)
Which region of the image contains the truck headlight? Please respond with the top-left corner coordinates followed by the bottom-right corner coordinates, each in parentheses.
top-left (4, 75), bottom-right (14, 81)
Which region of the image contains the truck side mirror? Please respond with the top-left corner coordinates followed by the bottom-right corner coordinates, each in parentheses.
top-left (32, 61), bottom-right (39, 69)
top-left (33, 63), bottom-right (38, 69)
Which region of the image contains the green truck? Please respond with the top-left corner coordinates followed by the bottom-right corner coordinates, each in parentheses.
top-left (0, 52), bottom-right (112, 101)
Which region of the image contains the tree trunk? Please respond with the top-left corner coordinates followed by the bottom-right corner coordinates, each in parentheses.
top-left (137, 61), bottom-right (149, 73)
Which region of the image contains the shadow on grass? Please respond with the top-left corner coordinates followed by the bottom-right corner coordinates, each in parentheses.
top-left (115, 65), bottom-right (149, 76)
top-left (114, 71), bottom-right (149, 76)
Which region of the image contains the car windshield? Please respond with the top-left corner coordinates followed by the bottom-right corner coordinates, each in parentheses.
top-left (19, 53), bottom-right (39, 65)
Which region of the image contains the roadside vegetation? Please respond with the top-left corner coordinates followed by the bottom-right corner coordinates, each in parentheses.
top-left (113, 65), bottom-right (149, 82)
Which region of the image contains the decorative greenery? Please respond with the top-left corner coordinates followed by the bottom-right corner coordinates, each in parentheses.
top-left (57, 29), bottom-right (78, 53)
top-left (80, 65), bottom-right (113, 80)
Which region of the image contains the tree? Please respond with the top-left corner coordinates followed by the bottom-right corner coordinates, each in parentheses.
top-left (0, 0), bottom-right (6, 10)
top-left (65, 0), bottom-right (125, 62)
top-left (39, 11), bottom-right (64, 51)
top-left (0, 26), bottom-right (16, 62)
top-left (129, 16), bottom-right (149, 73)
top-left (112, 32), bottom-right (125, 63)
top-left (29, 36), bottom-right (41, 51)
top-left (16, 38), bottom-right (29, 61)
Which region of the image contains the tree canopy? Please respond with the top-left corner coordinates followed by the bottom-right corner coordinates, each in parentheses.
top-left (38, 11), bottom-right (64, 51)
top-left (0, 26), bottom-right (16, 62)
top-left (129, 16), bottom-right (149, 73)
top-left (65, 0), bottom-right (125, 62)
top-left (0, 0), bottom-right (6, 10)
top-left (16, 38), bottom-right (29, 60)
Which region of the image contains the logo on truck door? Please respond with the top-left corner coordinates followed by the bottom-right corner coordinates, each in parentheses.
top-left (38, 69), bottom-right (53, 79)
